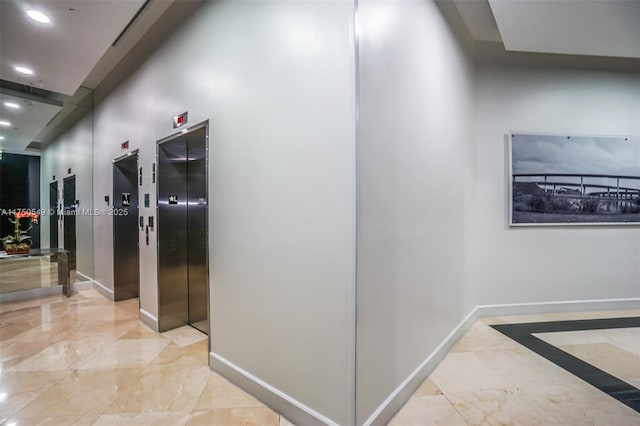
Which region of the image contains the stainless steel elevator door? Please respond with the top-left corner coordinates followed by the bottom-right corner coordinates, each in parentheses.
top-left (157, 126), bottom-right (208, 334)
top-left (63, 176), bottom-right (76, 270)
top-left (158, 136), bottom-right (190, 331)
top-left (49, 181), bottom-right (58, 249)
top-left (186, 130), bottom-right (208, 334)
top-left (113, 154), bottom-right (140, 301)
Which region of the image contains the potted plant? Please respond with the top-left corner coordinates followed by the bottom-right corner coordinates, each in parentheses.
top-left (2, 211), bottom-right (39, 255)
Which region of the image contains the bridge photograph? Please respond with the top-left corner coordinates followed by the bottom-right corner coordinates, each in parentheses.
top-left (510, 134), bottom-right (640, 225)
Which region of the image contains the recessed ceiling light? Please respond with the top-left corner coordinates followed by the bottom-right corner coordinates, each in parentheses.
top-left (15, 66), bottom-right (34, 75)
top-left (27, 10), bottom-right (51, 24)
top-left (0, 120), bottom-right (11, 127)
top-left (0, 136), bottom-right (5, 140)
top-left (4, 102), bottom-right (20, 109)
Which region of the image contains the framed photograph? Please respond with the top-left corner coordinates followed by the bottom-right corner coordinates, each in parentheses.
top-left (509, 133), bottom-right (640, 226)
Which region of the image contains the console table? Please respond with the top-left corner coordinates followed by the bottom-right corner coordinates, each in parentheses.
top-left (0, 248), bottom-right (71, 297)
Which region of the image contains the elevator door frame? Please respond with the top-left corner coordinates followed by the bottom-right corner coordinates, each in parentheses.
top-left (156, 120), bottom-right (210, 335)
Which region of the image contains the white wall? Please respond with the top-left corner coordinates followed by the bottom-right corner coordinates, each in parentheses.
top-left (40, 2), bottom-right (640, 424)
top-left (356, 0), bottom-right (475, 423)
top-left (91, 1), bottom-right (355, 424)
top-left (40, 113), bottom-right (94, 278)
top-left (469, 66), bottom-right (640, 307)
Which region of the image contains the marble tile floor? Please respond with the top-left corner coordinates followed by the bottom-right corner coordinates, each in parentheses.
top-left (390, 309), bottom-right (640, 426)
top-left (0, 289), bottom-right (286, 426)
top-left (1, 289), bottom-right (638, 426)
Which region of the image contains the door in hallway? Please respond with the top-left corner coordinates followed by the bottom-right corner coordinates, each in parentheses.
top-left (113, 153), bottom-right (140, 301)
top-left (49, 181), bottom-right (58, 249)
top-left (62, 176), bottom-right (76, 270)
top-left (157, 124), bottom-right (209, 334)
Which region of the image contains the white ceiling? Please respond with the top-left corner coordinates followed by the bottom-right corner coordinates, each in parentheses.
top-left (0, 0), bottom-right (178, 153)
top-left (1, 0), bottom-right (636, 154)
top-left (453, 0), bottom-right (502, 43)
top-left (0, 0), bottom-right (145, 96)
top-left (488, 0), bottom-right (640, 59)
top-left (0, 92), bottom-right (62, 153)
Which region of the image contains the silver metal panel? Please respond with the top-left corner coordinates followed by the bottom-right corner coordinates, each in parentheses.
top-left (58, 251), bottom-right (71, 297)
top-left (113, 153), bottom-right (140, 301)
top-left (157, 123), bottom-right (209, 334)
top-left (186, 128), bottom-right (208, 334)
top-left (49, 181), bottom-right (58, 249)
top-left (62, 176), bottom-right (76, 270)
top-left (158, 135), bottom-right (190, 332)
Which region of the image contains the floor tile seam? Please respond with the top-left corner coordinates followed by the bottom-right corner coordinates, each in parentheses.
top-left (457, 350), bottom-right (523, 387)
top-left (440, 341), bottom-right (609, 391)
top-left (6, 370), bottom-right (71, 385)
top-left (190, 407), bottom-right (276, 413)
top-left (430, 376), bottom-right (522, 395)
top-left (59, 366), bottom-right (146, 378)
top-left (135, 343), bottom-right (176, 367)
top-left (466, 346), bottom-right (554, 360)
top-left (493, 317), bottom-right (640, 335)
top-left (535, 326), bottom-right (640, 334)
top-left (491, 323), bottom-right (640, 413)
top-left (529, 337), bottom-right (640, 386)
top-left (134, 361), bottom-right (206, 373)
top-left (438, 389), bottom-right (486, 426)
top-left (7, 364), bottom-right (75, 374)
top-left (5, 415), bottom-right (101, 424)
top-left (38, 372), bottom-right (74, 391)
top-left (194, 402), bottom-right (268, 410)
top-left (102, 405), bottom-right (200, 415)
top-left (83, 393), bottom-right (119, 419)
top-left (553, 341), bottom-right (640, 361)
top-left (440, 387), bottom-right (568, 426)
top-left (597, 336), bottom-right (640, 357)
top-left (3, 390), bottom-right (44, 418)
top-left (482, 359), bottom-right (583, 390)
top-left (12, 399), bottom-right (112, 419)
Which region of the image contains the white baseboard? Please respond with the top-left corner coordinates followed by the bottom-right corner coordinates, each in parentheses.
top-left (75, 271), bottom-right (93, 282)
top-left (92, 280), bottom-right (114, 301)
top-left (363, 297), bottom-right (640, 426)
top-left (476, 298), bottom-right (640, 317)
top-left (210, 351), bottom-right (339, 426)
top-left (139, 309), bottom-right (158, 332)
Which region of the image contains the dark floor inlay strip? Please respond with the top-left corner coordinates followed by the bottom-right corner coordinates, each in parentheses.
top-left (491, 317), bottom-right (640, 413)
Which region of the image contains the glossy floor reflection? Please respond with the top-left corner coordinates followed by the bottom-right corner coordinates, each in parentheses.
top-left (2, 290), bottom-right (639, 426)
top-left (0, 257), bottom-right (58, 294)
top-left (390, 310), bottom-right (640, 426)
top-left (0, 289), bottom-right (287, 426)
top-left (0, 254), bottom-right (84, 296)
